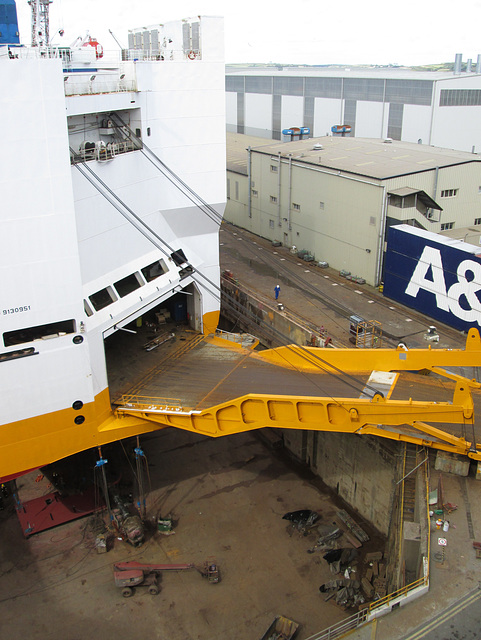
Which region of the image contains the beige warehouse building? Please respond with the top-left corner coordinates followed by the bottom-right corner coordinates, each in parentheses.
top-left (226, 133), bottom-right (481, 286)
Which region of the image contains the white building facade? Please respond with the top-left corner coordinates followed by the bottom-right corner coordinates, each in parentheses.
top-left (226, 65), bottom-right (481, 153)
top-left (226, 134), bottom-right (481, 287)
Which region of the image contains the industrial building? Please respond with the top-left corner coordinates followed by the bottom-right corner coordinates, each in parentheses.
top-left (226, 133), bottom-right (481, 286)
top-left (226, 61), bottom-right (481, 153)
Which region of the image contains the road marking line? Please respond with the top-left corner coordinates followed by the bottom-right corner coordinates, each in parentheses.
top-left (403, 589), bottom-right (481, 639)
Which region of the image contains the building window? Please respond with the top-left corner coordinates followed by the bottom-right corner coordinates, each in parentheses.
top-left (440, 189), bottom-right (458, 198)
top-left (292, 203), bottom-right (301, 211)
top-left (440, 222), bottom-right (454, 230)
top-left (319, 201), bottom-right (325, 210)
top-left (474, 218), bottom-right (481, 225)
top-left (269, 220), bottom-right (274, 229)
top-left (440, 89), bottom-right (481, 107)
top-left (227, 178), bottom-right (230, 199)
top-left (235, 181), bottom-right (239, 200)
top-left (252, 189), bottom-right (258, 197)
top-left (270, 164), bottom-right (278, 173)
top-left (270, 195), bottom-right (278, 204)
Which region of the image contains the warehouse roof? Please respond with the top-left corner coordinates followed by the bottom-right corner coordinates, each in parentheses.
top-left (226, 132), bottom-right (481, 180)
top-left (226, 64), bottom-right (478, 82)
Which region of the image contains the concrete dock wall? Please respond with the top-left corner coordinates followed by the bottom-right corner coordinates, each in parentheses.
top-left (221, 278), bottom-right (324, 348)
top-left (282, 429), bottom-right (397, 536)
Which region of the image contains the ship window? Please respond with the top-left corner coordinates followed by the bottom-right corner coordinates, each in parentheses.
top-left (3, 320), bottom-right (76, 347)
top-left (141, 259), bottom-right (168, 282)
top-left (0, 347), bottom-right (37, 363)
top-left (89, 287), bottom-right (117, 312)
top-left (84, 300), bottom-right (93, 317)
top-left (114, 273), bottom-right (143, 298)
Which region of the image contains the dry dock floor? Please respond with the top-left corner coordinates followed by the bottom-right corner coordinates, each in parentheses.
top-left (0, 427), bottom-right (385, 640)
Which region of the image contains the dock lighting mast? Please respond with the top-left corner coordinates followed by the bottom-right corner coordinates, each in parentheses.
top-left (28, 0), bottom-right (52, 46)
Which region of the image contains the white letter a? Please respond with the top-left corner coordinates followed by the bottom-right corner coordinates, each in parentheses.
top-left (405, 246), bottom-right (449, 311)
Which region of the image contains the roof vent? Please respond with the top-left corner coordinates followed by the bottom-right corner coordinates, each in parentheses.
top-left (384, 138), bottom-right (393, 144)
top-left (312, 143), bottom-right (323, 150)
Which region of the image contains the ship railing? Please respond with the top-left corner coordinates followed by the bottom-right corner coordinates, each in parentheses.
top-left (70, 140), bottom-right (138, 165)
top-left (116, 395), bottom-right (184, 412)
top-left (64, 77), bottom-right (137, 96)
top-left (3, 45), bottom-right (200, 64)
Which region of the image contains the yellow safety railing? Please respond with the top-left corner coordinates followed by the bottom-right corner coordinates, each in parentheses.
top-left (367, 575), bottom-right (428, 614)
top-left (117, 395), bottom-right (183, 411)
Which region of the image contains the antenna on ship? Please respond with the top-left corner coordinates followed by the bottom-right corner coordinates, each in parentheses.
top-left (28, 0), bottom-right (52, 47)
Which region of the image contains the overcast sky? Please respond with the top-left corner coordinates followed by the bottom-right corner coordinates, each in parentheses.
top-left (14, 0), bottom-right (481, 66)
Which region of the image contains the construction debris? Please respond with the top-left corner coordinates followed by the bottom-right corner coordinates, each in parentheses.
top-left (319, 578), bottom-right (365, 609)
top-left (143, 331), bottom-right (175, 352)
top-left (323, 547), bottom-right (358, 574)
top-left (336, 510), bottom-right (370, 543)
top-left (260, 615), bottom-right (299, 640)
top-left (283, 509), bottom-right (319, 534)
top-left (362, 551), bottom-right (387, 599)
top-left (307, 524), bottom-right (342, 553)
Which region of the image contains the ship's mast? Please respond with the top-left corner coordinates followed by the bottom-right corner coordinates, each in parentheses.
top-left (28, 0), bottom-right (52, 47)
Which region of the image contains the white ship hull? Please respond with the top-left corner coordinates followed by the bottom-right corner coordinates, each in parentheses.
top-left (0, 16), bottom-right (226, 479)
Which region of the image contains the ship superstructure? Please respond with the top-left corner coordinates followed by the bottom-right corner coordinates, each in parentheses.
top-left (0, 11), bottom-right (226, 479)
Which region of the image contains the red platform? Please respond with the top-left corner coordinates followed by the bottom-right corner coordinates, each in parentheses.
top-left (16, 487), bottom-right (103, 537)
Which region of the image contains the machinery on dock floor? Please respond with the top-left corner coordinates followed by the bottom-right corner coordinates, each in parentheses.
top-left (260, 615), bottom-right (299, 640)
top-left (113, 559), bottom-right (220, 597)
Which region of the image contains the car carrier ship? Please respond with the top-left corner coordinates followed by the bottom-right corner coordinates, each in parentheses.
top-left (0, 1), bottom-right (226, 480)
top-left (2, 1), bottom-right (481, 490)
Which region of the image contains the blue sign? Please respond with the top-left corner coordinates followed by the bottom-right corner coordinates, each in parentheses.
top-left (383, 225), bottom-right (481, 332)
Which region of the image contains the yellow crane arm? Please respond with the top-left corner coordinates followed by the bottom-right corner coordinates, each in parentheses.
top-left (257, 328), bottom-right (481, 373)
top-left (112, 379), bottom-right (481, 460)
